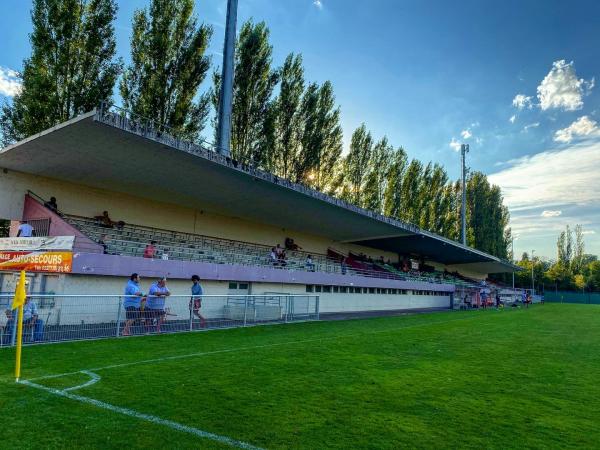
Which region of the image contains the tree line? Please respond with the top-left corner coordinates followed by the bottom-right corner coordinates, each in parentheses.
top-left (0, 0), bottom-right (510, 260)
top-left (512, 225), bottom-right (600, 292)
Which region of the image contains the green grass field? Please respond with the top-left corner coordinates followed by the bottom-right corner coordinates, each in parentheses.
top-left (1, 304), bottom-right (599, 449)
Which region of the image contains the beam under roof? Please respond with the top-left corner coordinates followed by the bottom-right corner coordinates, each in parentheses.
top-left (0, 109), bottom-right (519, 272)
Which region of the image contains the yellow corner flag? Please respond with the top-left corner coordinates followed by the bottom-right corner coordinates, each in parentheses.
top-left (13, 270), bottom-right (27, 382)
top-left (12, 270), bottom-right (27, 309)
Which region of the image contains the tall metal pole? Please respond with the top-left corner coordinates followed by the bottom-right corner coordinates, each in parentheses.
top-left (460, 144), bottom-right (469, 245)
top-left (531, 249), bottom-right (535, 295)
top-left (216, 0), bottom-right (238, 157)
top-left (511, 237), bottom-right (515, 290)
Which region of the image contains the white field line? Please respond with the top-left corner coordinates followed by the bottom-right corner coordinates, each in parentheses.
top-left (62, 370), bottom-right (101, 392)
top-left (19, 378), bottom-right (264, 450)
top-left (28, 314), bottom-right (483, 382)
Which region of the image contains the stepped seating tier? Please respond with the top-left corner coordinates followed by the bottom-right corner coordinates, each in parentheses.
top-left (65, 215), bottom-right (346, 274)
top-left (63, 214), bottom-right (473, 286)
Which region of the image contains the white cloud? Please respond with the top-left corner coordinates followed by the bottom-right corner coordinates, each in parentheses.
top-left (449, 138), bottom-right (461, 151)
top-left (490, 139), bottom-right (600, 257)
top-left (460, 129), bottom-right (472, 139)
top-left (522, 122), bottom-right (540, 132)
top-left (313, 0), bottom-right (323, 9)
top-left (0, 66), bottom-right (21, 97)
top-left (554, 116), bottom-right (599, 143)
top-left (541, 210), bottom-right (562, 217)
top-left (582, 230), bottom-right (596, 235)
top-left (537, 60), bottom-right (594, 111)
top-left (512, 94), bottom-right (533, 110)
top-left (490, 139), bottom-right (600, 211)
top-left (509, 115), bottom-right (516, 124)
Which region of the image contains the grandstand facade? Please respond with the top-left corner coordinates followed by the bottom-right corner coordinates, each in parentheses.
top-left (0, 106), bottom-right (518, 316)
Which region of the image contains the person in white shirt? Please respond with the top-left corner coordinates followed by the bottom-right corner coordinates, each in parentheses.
top-left (270, 247), bottom-right (278, 266)
top-left (17, 221), bottom-right (34, 237)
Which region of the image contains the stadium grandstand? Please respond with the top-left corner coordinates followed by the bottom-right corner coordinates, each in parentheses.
top-left (0, 105), bottom-right (522, 342)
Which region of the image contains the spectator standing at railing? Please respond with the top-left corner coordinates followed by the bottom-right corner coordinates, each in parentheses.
top-left (278, 248), bottom-right (287, 267)
top-left (305, 255), bottom-right (315, 272)
top-left (270, 247), bottom-right (278, 266)
top-left (122, 273), bottom-right (144, 336)
top-left (5, 295), bottom-right (44, 342)
top-left (146, 277), bottom-right (171, 333)
top-left (17, 220), bottom-right (34, 237)
top-left (189, 275), bottom-right (206, 328)
top-left (44, 196), bottom-right (58, 213)
top-left (143, 241), bottom-right (157, 258)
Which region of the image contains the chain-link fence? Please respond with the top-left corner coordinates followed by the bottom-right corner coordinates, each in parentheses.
top-left (0, 294), bottom-right (319, 346)
top-left (543, 291), bottom-right (600, 304)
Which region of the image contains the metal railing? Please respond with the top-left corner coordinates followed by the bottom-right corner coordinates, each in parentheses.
top-left (0, 294), bottom-right (319, 346)
top-left (63, 215), bottom-right (474, 286)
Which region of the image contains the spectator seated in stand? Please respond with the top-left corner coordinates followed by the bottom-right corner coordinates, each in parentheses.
top-left (161, 249), bottom-right (170, 260)
top-left (98, 234), bottom-right (109, 254)
top-left (285, 237), bottom-right (302, 251)
top-left (144, 241), bottom-right (157, 258)
top-left (95, 211), bottom-right (115, 228)
top-left (17, 220), bottom-right (34, 237)
top-left (44, 196), bottom-right (58, 213)
top-left (94, 211), bottom-right (125, 229)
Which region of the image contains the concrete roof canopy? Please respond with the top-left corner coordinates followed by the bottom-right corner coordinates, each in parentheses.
top-left (0, 108), bottom-right (519, 273)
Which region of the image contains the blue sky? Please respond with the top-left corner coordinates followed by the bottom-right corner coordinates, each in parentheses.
top-left (1, 0), bottom-right (599, 259)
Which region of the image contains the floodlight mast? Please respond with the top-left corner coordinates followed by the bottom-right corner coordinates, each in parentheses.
top-left (460, 144), bottom-right (469, 245)
top-left (216, 0), bottom-right (238, 157)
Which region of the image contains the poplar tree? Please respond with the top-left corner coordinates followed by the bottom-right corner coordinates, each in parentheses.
top-left (1, 0), bottom-right (121, 145)
top-left (382, 147), bottom-right (408, 218)
top-left (120, 0), bottom-right (212, 142)
top-left (228, 20), bottom-right (279, 165)
top-left (309, 81), bottom-right (343, 190)
top-left (345, 124), bottom-right (373, 205)
top-left (363, 137), bottom-right (393, 212)
top-left (273, 53), bottom-right (304, 179)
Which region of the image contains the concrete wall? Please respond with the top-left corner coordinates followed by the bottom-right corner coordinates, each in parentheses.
top-left (0, 169), bottom-right (397, 261)
top-left (57, 275), bottom-right (449, 321)
top-left (317, 292), bottom-right (450, 313)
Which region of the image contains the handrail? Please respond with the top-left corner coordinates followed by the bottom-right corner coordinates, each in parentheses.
top-left (64, 213), bottom-right (332, 262)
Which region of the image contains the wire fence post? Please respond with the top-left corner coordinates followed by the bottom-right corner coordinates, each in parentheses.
top-left (316, 296), bottom-right (320, 320)
top-left (243, 296), bottom-right (248, 327)
top-left (284, 296), bottom-right (289, 323)
top-left (189, 298), bottom-right (193, 331)
top-left (115, 296), bottom-right (123, 337)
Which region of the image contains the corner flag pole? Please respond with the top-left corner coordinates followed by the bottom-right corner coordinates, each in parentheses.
top-left (15, 304), bottom-right (24, 382)
top-left (13, 270), bottom-right (27, 382)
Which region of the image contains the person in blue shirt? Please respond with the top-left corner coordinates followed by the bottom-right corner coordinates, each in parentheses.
top-left (122, 273), bottom-right (144, 336)
top-left (4, 296), bottom-right (44, 343)
top-left (189, 275), bottom-right (206, 328)
top-left (146, 277), bottom-right (170, 333)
